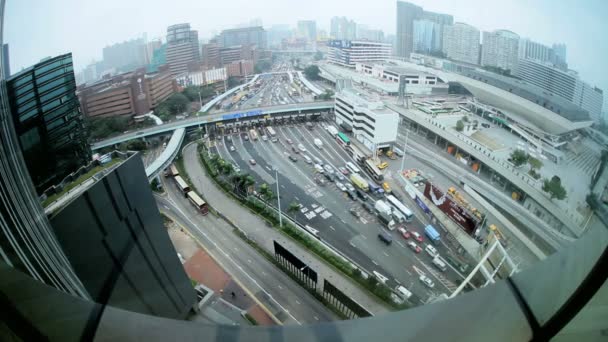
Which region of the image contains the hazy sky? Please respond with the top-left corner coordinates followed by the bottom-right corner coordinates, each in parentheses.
top-left (4, 0), bottom-right (607, 102)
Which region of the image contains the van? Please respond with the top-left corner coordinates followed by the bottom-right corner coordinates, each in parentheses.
top-left (303, 155), bottom-right (312, 164)
top-left (378, 231), bottom-right (392, 245)
top-left (395, 285), bottom-right (412, 300)
top-left (425, 245), bottom-right (438, 258)
top-left (432, 256), bottom-right (447, 272)
top-left (391, 210), bottom-right (405, 223)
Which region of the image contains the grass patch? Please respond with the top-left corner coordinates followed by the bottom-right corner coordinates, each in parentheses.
top-left (42, 159), bottom-right (122, 207)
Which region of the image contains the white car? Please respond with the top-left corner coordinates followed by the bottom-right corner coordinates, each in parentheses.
top-left (297, 144), bottom-right (307, 152)
top-left (419, 275), bottom-right (435, 288)
top-left (261, 135), bottom-right (268, 141)
top-left (345, 183), bottom-right (355, 192)
top-left (229, 146), bottom-right (236, 152)
top-left (335, 182), bottom-right (347, 192)
top-left (373, 271), bottom-right (389, 284)
top-left (323, 165), bottom-right (334, 174)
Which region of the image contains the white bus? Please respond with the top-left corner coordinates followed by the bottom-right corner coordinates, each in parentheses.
top-left (386, 195), bottom-right (414, 222)
top-left (346, 162), bottom-right (360, 174)
top-left (266, 126), bottom-right (276, 137)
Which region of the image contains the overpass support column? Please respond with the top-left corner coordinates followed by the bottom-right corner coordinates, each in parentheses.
top-left (434, 135), bottom-right (438, 145)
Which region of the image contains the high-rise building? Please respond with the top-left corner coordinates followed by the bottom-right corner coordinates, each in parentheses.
top-left (518, 38), bottom-right (552, 64)
top-left (47, 153), bottom-right (196, 319)
top-left (413, 19), bottom-right (441, 53)
top-left (2, 43), bottom-right (8, 77)
top-left (442, 22), bottom-right (481, 65)
top-left (515, 58), bottom-right (604, 123)
top-left (268, 24), bottom-right (293, 47)
top-left (5, 53), bottom-right (91, 194)
top-left (328, 40), bottom-right (391, 68)
top-left (166, 23), bottom-right (201, 77)
top-left (202, 42), bottom-right (221, 69)
top-left (420, 10), bottom-right (453, 53)
top-left (481, 30), bottom-right (520, 72)
top-left (218, 26), bottom-right (267, 49)
top-left (147, 43), bottom-right (167, 73)
top-left (297, 20), bottom-right (317, 42)
top-left (552, 43), bottom-right (567, 64)
top-left (330, 16), bottom-right (357, 40)
top-left (395, 1), bottom-right (423, 58)
top-left (102, 38), bottom-right (147, 72)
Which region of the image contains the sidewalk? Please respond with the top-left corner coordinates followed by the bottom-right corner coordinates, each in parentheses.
top-left (183, 143), bottom-right (390, 315)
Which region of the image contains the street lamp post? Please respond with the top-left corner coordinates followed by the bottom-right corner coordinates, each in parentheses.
top-left (274, 168), bottom-right (283, 227)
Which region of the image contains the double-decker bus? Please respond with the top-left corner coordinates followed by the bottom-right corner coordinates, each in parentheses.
top-left (249, 129), bottom-right (258, 141)
top-left (266, 126), bottom-right (276, 137)
top-left (187, 191), bottom-right (209, 215)
top-left (174, 176), bottom-right (190, 197)
top-left (364, 159), bottom-right (384, 182)
top-left (336, 132), bottom-right (350, 147)
top-left (386, 195), bottom-right (414, 222)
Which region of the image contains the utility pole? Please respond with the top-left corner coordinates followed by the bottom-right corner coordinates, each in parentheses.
top-left (275, 168), bottom-right (283, 227)
top-left (400, 128), bottom-right (409, 172)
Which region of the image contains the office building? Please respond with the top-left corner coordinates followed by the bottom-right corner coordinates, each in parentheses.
top-left (202, 42), bottom-right (220, 69)
top-left (518, 38), bottom-right (552, 64)
top-left (413, 19), bottom-right (441, 54)
top-left (175, 66), bottom-right (227, 87)
top-left (225, 60), bottom-right (254, 78)
top-left (102, 38), bottom-right (147, 72)
top-left (5, 53), bottom-right (90, 194)
top-left (357, 25), bottom-right (384, 42)
top-left (514, 58), bottom-right (604, 122)
top-left (78, 66), bottom-right (177, 119)
top-left (147, 43), bottom-right (167, 73)
top-left (334, 87), bottom-right (399, 149)
top-left (47, 153), bottom-right (196, 319)
top-left (395, 1), bottom-right (423, 58)
top-left (442, 22), bottom-right (480, 65)
top-left (166, 23), bottom-right (200, 77)
top-left (297, 20), bottom-right (317, 42)
top-left (328, 40), bottom-right (391, 68)
top-left (330, 16), bottom-right (357, 40)
top-left (2, 43), bottom-right (8, 77)
top-left (218, 26), bottom-right (267, 49)
top-left (481, 30), bottom-right (520, 72)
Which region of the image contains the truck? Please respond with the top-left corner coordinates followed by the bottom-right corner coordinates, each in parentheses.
top-left (378, 211), bottom-right (397, 230)
top-left (314, 138), bottom-right (323, 149)
top-left (350, 173), bottom-right (369, 192)
top-left (327, 125), bottom-right (339, 136)
top-left (424, 225), bottom-right (441, 244)
top-left (374, 200), bottom-right (392, 216)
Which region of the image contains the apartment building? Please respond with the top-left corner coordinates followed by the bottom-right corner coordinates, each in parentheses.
top-left (328, 40), bottom-right (391, 68)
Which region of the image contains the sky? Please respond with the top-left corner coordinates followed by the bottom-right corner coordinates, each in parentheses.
top-left (4, 0), bottom-right (608, 103)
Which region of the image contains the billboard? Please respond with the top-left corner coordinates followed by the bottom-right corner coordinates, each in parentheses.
top-left (328, 40), bottom-right (352, 49)
top-left (423, 182), bottom-right (479, 235)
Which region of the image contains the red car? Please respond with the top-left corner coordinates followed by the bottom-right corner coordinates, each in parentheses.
top-left (398, 227), bottom-right (410, 239)
top-left (407, 241), bottom-right (422, 253)
top-left (411, 232), bottom-right (423, 242)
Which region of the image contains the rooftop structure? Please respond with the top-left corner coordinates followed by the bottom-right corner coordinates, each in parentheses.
top-left (442, 22), bottom-right (480, 65)
top-left (328, 40), bottom-right (391, 68)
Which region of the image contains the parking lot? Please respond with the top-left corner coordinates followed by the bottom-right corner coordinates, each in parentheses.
top-left (209, 119), bottom-right (468, 304)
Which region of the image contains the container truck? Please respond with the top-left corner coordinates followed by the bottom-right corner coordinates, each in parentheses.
top-left (424, 225), bottom-right (441, 244)
top-left (350, 173), bottom-right (369, 192)
top-left (314, 138), bottom-right (323, 149)
top-left (374, 200), bottom-right (392, 216)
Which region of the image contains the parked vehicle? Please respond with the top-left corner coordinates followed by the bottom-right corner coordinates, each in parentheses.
top-left (382, 182), bottom-right (391, 192)
top-left (373, 271), bottom-right (388, 284)
top-left (377, 161), bottom-right (389, 169)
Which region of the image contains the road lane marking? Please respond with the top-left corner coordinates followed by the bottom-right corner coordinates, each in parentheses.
top-left (295, 300), bottom-right (301, 305)
top-left (372, 260), bottom-right (379, 266)
top-left (383, 252), bottom-right (389, 257)
top-left (396, 241), bottom-right (405, 248)
top-left (329, 225), bottom-right (336, 231)
top-left (349, 242), bottom-right (357, 248)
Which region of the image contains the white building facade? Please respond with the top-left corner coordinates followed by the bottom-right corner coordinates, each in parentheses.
top-left (328, 40), bottom-right (392, 68)
top-left (355, 62), bottom-right (449, 95)
top-left (334, 89), bottom-right (399, 149)
top-left (481, 30), bottom-right (520, 72)
top-left (175, 67), bottom-right (227, 87)
top-left (442, 22), bottom-right (480, 65)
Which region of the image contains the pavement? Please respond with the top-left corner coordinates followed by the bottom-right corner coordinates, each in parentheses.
top-left (182, 142), bottom-right (392, 315)
top-left (157, 177), bottom-right (337, 325)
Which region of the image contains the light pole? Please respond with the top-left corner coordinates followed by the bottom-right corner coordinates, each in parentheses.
top-left (300, 265), bottom-right (310, 287)
top-left (400, 127), bottom-right (410, 173)
top-left (274, 168), bottom-right (283, 227)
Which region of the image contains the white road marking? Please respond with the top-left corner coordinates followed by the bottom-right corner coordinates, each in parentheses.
top-left (314, 316), bottom-right (319, 321)
top-left (163, 205), bottom-right (169, 210)
top-left (295, 300), bottom-right (301, 305)
top-left (349, 242), bottom-right (357, 248)
top-left (396, 241), bottom-right (405, 248)
top-left (383, 252), bottom-right (389, 257)
top-left (371, 260), bottom-right (379, 266)
top-left (329, 225), bottom-right (336, 231)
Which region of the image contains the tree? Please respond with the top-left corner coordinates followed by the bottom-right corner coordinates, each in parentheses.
top-left (88, 116), bottom-right (131, 140)
top-left (164, 93), bottom-right (190, 115)
top-left (182, 86), bottom-right (200, 102)
top-left (510, 150), bottom-right (528, 167)
top-left (227, 76), bottom-right (240, 88)
top-left (455, 120), bottom-right (464, 132)
top-left (303, 65), bottom-right (321, 80)
top-left (313, 51), bottom-right (324, 61)
top-left (528, 157), bottom-right (543, 170)
top-left (254, 60), bottom-right (272, 73)
top-left (126, 139), bottom-right (147, 151)
top-left (586, 193), bottom-right (599, 210)
top-left (542, 175), bottom-right (567, 200)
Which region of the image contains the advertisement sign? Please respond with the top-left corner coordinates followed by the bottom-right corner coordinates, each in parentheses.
top-left (328, 40), bottom-right (352, 49)
top-left (423, 181), bottom-right (479, 235)
top-left (415, 196), bottom-right (430, 214)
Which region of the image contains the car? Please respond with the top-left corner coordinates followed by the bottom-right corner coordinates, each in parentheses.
top-left (407, 241), bottom-right (422, 253)
top-left (289, 155), bottom-right (298, 162)
top-left (286, 138), bottom-right (293, 144)
top-left (314, 164), bottom-right (324, 173)
top-left (292, 146), bottom-right (300, 154)
top-left (226, 135), bottom-right (232, 142)
top-left (425, 245), bottom-right (438, 258)
top-left (345, 183), bottom-right (355, 192)
top-left (346, 190), bottom-right (357, 200)
top-left (297, 144), bottom-right (307, 152)
top-left (324, 172), bottom-right (335, 182)
top-left (336, 182), bottom-right (347, 192)
top-left (355, 189), bottom-right (367, 201)
top-left (377, 231), bottom-right (392, 245)
top-left (271, 137), bottom-right (278, 143)
top-left (411, 232), bottom-right (423, 242)
top-left (249, 159), bottom-right (256, 165)
top-left (338, 167), bottom-right (349, 175)
top-left (419, 275), bottom-right (435, 288)
top-left (398, 227), bottom-right (410, 239)
top-left (323, 165), bottom-right (334, 174)
top-left (382, 182), bottom-right (391, 192)
top-left (336, 174), bottom-right (345, 181)
top-left (244, 135), bottom-right (249, 141)
top-left (377, 162), bottom-right (389, 169)
top-left (262, 135), bottom-right (268, 141)
top-left (229, 145), bottom-right (236, 152)
top-left (349, 208), bottom-right (361, 218)
top-left (313, 157), bottom-right (324, 166)
top-left (315, 175), bottom-right (326, 186)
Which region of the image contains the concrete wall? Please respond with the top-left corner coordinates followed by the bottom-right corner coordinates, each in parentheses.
top-left (49, 154), bottom-right (196, 319)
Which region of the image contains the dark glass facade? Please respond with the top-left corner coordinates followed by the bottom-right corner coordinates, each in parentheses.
top-left (6, 53), bottom-right (90, 194)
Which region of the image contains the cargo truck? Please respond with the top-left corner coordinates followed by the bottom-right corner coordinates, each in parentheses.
top-left (374, 200), bottom-right (392, 216)
top-left (327, 125), bottom-right (339, 136)
top-left (350, 173), bottom-right (369, 191)
top-left (424, 225), bottom-right (440, 244)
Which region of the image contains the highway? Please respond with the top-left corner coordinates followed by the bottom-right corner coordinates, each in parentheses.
top-left (157, 177), bottom-right (336, 325)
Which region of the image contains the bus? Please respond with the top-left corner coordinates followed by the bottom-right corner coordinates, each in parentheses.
top-left (386, 195), bottom-right (414, 222)
top-left (164, 164), bottom-right (179, 178)
top-left (266, 126), bottom-right (276, 137)
top-left (249, 129), bottom-right (258, 141)
top-left (346, 161), bottom-right (361, 174)
top-left (187, 191), bottom-right (209, 215)
top-left (174, 176), bottom-right (190, 197)
top-left (336, 132), bottom-right (350, 147)
top-left (364, 159), bottom-right (384, 182)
